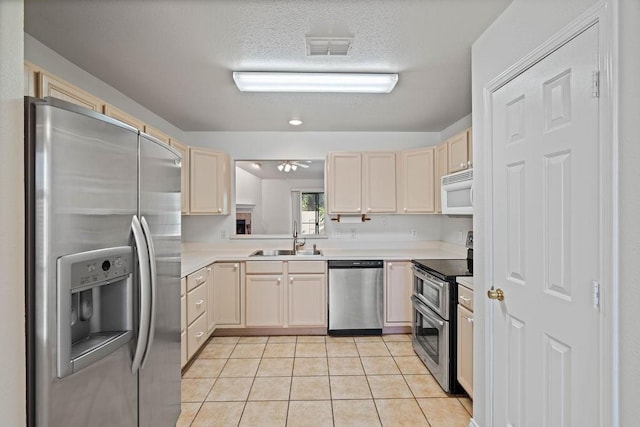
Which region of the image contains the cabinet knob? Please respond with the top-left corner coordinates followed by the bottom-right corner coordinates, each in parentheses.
top-left (403, 208), bottom-right (407, 212)
top-left (195, 332), bottom-right (204, 338)
top-left (388, 263), bottom-right (393, 268)
top-left (467, 160), bottom-right (471, 166)
top-left (357, 207), bottom-right (361, 212)
top-left (217, 208), bottom-right (222, 213)
top-left (367, 208), bottom-right (371, 212)
top-left (460, 162), bottom-right (465, 168)
top-left (196, 299), bottom-right (204, 306)
top-left (277, 277), bottom-right (281, 284)
top-left (233, 263), bottom-right (238, 269)
top-left (290, 277), bottom-right (294, 282)
top-left (468, 317), bottom-right (474, 324)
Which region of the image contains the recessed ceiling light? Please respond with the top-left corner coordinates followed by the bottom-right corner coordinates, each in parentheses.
top-left (289, 119), bottom-right (303, 126)
top-left (233, 72), bottom-right (399, 93)
top-left (251, 162), bottom-right (261, 169)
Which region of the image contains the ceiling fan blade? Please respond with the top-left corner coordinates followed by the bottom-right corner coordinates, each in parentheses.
top-left (291, 161), bottom-right (309, 168)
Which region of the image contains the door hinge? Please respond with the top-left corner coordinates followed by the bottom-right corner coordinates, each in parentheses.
top-left (592, 281), bottom-right (600, 310)
top-left (592, 70), bottom-right (600, 98)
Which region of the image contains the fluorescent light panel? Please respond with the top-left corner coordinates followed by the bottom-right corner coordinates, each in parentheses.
top-left (233, 72), bottom-right (398, 93)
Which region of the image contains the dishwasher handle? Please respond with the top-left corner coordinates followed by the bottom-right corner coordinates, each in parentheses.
top-left (328, 260), bottom-right (384, 269)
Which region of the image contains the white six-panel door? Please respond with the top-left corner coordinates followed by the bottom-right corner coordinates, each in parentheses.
top-left (490, 24), bottom-right (600, 426)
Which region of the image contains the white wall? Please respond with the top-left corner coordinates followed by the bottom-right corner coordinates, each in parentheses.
top-left (618, 0), bottom-right (640, 424)
top-left (471, 0), bottom-right (617, 425)
top-left (261, 178), bottom-right (323, 235)
top-left (0, 1), bottom-right (26, 425)
top-left (439, 113), bottom-right (472, 141)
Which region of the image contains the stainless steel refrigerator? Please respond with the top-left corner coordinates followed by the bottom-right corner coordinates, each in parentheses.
top-left (25, 97), bottom-right (182, 426)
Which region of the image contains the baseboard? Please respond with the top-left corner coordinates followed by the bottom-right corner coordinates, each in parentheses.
top-left (468, 417), bottom-right (480, 427)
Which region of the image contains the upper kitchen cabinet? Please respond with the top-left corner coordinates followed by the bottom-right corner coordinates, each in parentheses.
top-left (327, 151), bottom-right (396, 214)
top-left (326, 152), bottom-right (362, 214)
top-left (24, 61), bottom-right (38, 97)
top-left (143, 125), bottom-right (170, 145)
top-left (38, 70), bottom-right (104, 112)
top-left (169, 139), bottom-right (190, 215)
top-left (447, 128), bottom-right (473, 173)
top-left (363, 152), bottom-right (397, 214)
top-left (434, 142), bottom-right (449, 213)
top-left (397, 147), bottom-right (435, 213)
top-left (189, 147), bottom-right (231, 215)
top-left (103, 104), bottom-right (145, 131)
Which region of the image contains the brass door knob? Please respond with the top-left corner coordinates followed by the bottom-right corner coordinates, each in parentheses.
top-left (487, 288), bottom-right (505, 301)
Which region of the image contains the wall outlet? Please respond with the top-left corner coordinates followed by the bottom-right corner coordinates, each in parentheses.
top-left (332, 230), bottom-right (341, 238)
top-left (381, 217), bottom-right (388, 227)
top-left (221, 229), bottom-right (228, 239)
top-left (351, 229), bottom-right (357, 239)
top-left (410, 229), bottom-right (418, 238)
top-left (457, 231), bottom-right (464, 242)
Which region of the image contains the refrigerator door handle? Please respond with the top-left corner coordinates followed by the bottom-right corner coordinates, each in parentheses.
top-left (131, 215), bottom-right (151, 374)
top-left (139, 216), bottom-right (157, 369)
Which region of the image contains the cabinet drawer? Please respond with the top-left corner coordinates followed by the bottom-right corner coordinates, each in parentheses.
top-left (187, 283), bottom-right (207, 325)
top-left (187, 314), bottom-right (208, 360)
top-left (187, 267), bottom-right (207, 292)
top-left (180, 277), bottom-right (186, 297)
top-left (181, 330), bottom-right (187, 368)
top-left (288, 261), bottom-right (325, 274)
top-left (458, 284), bottom-right (474, 312)
top-left (245, 261), bottom-right (284, 274)
top-left (181, 294), bottom-right (187, 332)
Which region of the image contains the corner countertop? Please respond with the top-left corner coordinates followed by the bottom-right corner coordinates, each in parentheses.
top-left (180, 241), bottom-right (468, 277)
top-left (457, 276), bottom-right (474, 290)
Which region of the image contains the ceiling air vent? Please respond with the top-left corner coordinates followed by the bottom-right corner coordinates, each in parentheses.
top-left (306, 37), bottom-right (352, 56)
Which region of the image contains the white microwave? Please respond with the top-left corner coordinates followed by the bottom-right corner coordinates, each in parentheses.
top-left (441, 169), bottom-right (473, 215)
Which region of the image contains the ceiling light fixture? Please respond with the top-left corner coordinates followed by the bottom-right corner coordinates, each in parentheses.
top-left (289, 119), bottom-right (303, 126)
top-left (277, 160), bottom-right (308, 173)
top-left (232, 72), bottom-right (398, 93)
top-left (251, 162), bottom-right (261, 169)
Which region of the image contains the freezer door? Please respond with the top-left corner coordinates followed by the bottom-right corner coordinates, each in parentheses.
top-left (27, 99), bottom-right (139, 426)
top-left (138, 134), bottom-right (182, 426)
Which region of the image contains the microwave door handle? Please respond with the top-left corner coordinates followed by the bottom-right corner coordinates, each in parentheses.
top-left (131, 215), bottom-right (151, 374)
top-left (139, 216), bottom-right (156, 370)
top-left (412, 266), bottom-right (445, 288)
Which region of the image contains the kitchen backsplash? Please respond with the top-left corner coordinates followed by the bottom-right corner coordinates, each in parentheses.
top-left (181, 213), bottom-right (472, 246)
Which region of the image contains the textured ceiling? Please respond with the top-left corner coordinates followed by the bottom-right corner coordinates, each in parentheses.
top-left (24, 0), bottom-right (511, 132)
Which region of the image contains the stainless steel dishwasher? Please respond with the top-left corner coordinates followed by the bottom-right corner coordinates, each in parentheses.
top-left (328, 260), bottom-right (384, 335)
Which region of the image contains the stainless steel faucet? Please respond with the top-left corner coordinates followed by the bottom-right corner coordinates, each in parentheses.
top-left (292, 220), bottom-right (305, 253)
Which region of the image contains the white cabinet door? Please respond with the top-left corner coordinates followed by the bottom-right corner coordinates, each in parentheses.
top-left (246, 275), bottom-right (283, 327)
top-left (38, 71), bottom-right (104, 112)
top-left (398, 147), bottom-right (435, 213)
top-left (169, 139), bottom-right (190, 214)
top-left (457, 304), bottom-right (473, 398)
top-left (213, 263), bottom-right (242, 325)
top-left (434, 143), bottom-right (449, 213)
top-left (205, 265), bottom-right (215, 335)
top-left (447, 130), bottom-right (470, 173)
top-left (327, 152), bottom-right (362, 214)
top-left (288, 274), bottom-right (326, 326)
top-left (362, 152), bottom-right (397, 213)
top-left (103, 104), bottom-right (145, 132)
top-left (384, 261), bottom-right (413, 325)
top-left (189, 147), bottom-right (230, 214)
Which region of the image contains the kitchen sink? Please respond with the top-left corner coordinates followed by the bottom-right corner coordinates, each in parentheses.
top-left (250, 249), bottom-right (323, 257)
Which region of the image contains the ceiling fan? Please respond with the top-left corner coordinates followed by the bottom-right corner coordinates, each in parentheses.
top-left (277, 160), bottom-right (310, 172)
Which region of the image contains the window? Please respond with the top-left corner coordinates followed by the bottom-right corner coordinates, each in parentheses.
top-left (292, 191), bottom-right (325, 236)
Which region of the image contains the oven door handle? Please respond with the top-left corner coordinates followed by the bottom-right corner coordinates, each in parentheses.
top-left (411, 296), bottom-right (445, 327)
top-left (411, 266), bottom-right (445, 287)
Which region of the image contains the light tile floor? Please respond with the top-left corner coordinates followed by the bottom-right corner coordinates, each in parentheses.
top-left (178, 334), bottom-right (472, 427)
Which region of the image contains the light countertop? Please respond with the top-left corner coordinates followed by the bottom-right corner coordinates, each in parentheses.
top-left (457, 276), bottom-right (474, 290)
top-left (181, 242), bottom-right (468, 277)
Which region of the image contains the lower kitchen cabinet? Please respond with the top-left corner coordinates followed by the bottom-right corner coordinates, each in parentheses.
top-left (213, 262), bottom-right (242, 326)
top-left (187, 314), bottom-right (208, 360)
top-left (457, 282), bottom-right (474, 397)
top-left (245, 274), bottom-right (284, 327)
top-left (180, 277), bottom-right (187, 368)
top-left (288, 274), bottom-right (326, 326)
top-left (384, 261), bottom-right (413, 326)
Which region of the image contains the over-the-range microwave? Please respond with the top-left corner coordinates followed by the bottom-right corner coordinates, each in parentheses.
top-left (441, 169), bottom-right (473, 215)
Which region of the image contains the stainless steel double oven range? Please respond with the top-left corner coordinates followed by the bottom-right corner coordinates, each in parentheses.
top-left (411, 234), bottom-right (472, 394)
